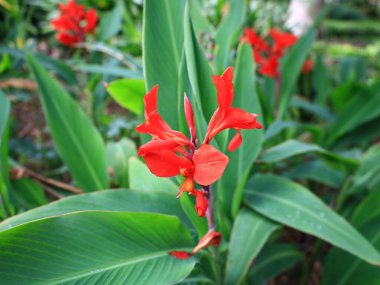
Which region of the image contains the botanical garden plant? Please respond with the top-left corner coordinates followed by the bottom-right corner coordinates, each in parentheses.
top-left (1, 0), bottom-right (380, 284)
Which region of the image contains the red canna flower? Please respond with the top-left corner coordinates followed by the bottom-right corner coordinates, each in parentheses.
top-left (302, 59), bottom-right (314, 74)
top-left (204, 67), bottom-right (262, 151)
top-left (260, 55), bottom-right (279, 78)
top-left (269, 28), bottom-right (298, 57)
top-left (51, 0), bottom-right (98, 47)
top-left (137, 86), bottom-right (229, 199)
top-left (242, 27), bottom-right (298, 78)
top-left (241, 28), bottom-right (269, 52)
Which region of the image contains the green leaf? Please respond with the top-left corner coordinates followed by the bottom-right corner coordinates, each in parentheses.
top-left (143, 0), bottom-right (185, 129)
top-left (323, 218), bottom-right (380, 285)
top-left (248, 244), bottom-right (303, 285)
top-left (106, 138), bottom-right (137, 188)
top-left (180, 193), bottom-right (208, 239)
top-left (128, 157), bottom-right (177, 194)
top-left (221, 43), bottom-right (263, 217)
top-left (260, 139), bottom-right (357, 171)
top-left (244, 174), bottom-right (380, 265)
top-left (97, 0), bottom-right (124, 41)
top-left (0, 189), bottom-right (191, 232)
top-left (184, 4), bottom-right (217, 124)
top-left (26, 53), bottom-right (109, 191)
top-left (107, 79), bottom-right (145, 115)
top-left (327, 81), bottom-right (380, 145)
top-left (0, 212), bottom-right (195, 285)
top-left (0, 91), bottom-right (10, 147)
top-left (313, 55), bottom-right (331, 105)
top-left (214, 0), bottom-right (246, 72)
top-left (225, 209), bottom-right (279, 285)
top-left (284, 159), bottom-right (345, 188)
top-left (350, 143), bottom-right (380, 193)
top-left (189, 0), bottom-right (213, 35)
top-left (352, 189), bottom-right (380, 227)
top-left (278, 28), bottom-right (316, 120)
top-left (0, 91), bottom-right (13, 217)
top-left (10, 178), bottom-right (48, 210)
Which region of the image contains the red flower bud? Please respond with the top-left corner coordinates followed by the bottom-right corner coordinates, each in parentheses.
top-left (195, 191), bottom-right (208, 217)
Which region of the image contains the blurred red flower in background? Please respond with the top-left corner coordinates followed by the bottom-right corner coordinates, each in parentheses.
top-left (51, 0), bottom-right (98, 47)
top-left (241, 28), bottom-right (298, 78)
top-left (302, 59), bottom-right (314, 74)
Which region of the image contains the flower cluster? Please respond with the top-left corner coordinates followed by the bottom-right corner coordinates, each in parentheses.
top-left (51, 0), bottom-right (98, 47)
top-left (136, 67), bottom-right (262, 255)
top-left (241, 28), bottom-right (298, 78)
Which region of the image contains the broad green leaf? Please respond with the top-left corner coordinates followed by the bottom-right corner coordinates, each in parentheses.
top-left (278, 28), bottom-right (316, 120)
top-left (285, 159), bottom-right (345, 188)
top-left (0, 212), bottom-right (195, 285)
top-left (225, 209), bottom-right (279, 285)
top-left (97, 0), bottom-right (124, 41)
top-left (0, 189), bottom-right (191, 232)
top-left (327, 81), bottom-right (380, 145)
top-left (189, 0), bottom-right (213, 35)
top-left (248, 244), bottom-right (302, 285)
top-left (107, 79), bottom-right (145, 115)
top-left (10, 178), bottom-right (48, 210)
top-left (323, 218), bottom-right (380, 285)
top-left (143, 0), bottom-right (185, 129)
top-left (260, 139), bottom-right (357, 171)
top-left (26, 53), bottom-right (109, 191)
top-left (128, 157), bottom-right (177, 194)
top-left (221, 43), bottom-right (263, 217)
top-left (352, 189), bottom-right (380, 227)
top-left (214, 0), bottom-right (245, 72)
top-left (106, 138), bottom-right (137, 188)
top-left (244, 174), bottom-right (380, 265)
top-left (184, 4), bottom-right (217, 124)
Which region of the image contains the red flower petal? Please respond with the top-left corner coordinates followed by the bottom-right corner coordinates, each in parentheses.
top-left (138, 139), bottom-right (179, 156)
top-left (142, 150), bottom-right (192, 178)
top-left (177, 177), bottom-right (194, 198)
top-left (192, 231), bottom-right (222, 254)
top-left (171, 251), bottom-right (191, 259)
top-left (212, 67), bottom-right (234, 111)
top-left (260, 56), bottom-right (278, 78)
top-left (184, 93), bottom-right (196, 142)
top-left (143, 85), bottom-right (159, 118)
top-left (228, 130), bottom-right (242, 152)
top-left (193, 144), bottom-right (229, 186)
top-left (84, 8), bottom-right (98, 33)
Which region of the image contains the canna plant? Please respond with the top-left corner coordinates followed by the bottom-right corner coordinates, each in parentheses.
top-left (1, 1), bottom-right (380, 285)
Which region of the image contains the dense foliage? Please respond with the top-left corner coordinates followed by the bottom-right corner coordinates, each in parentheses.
top-left (1, 0), bottom-right (380, 284)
